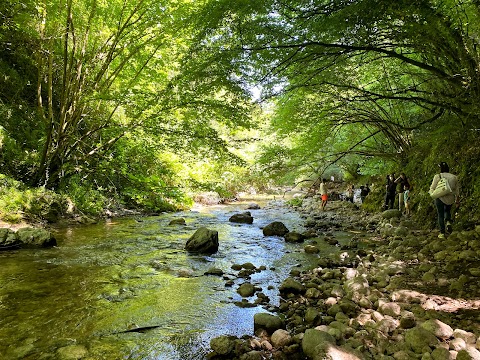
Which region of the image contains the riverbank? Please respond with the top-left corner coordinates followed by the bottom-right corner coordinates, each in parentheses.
top-left (207, 197), bottom-right (480, 359)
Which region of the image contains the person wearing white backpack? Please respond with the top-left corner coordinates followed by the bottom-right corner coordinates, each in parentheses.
top-left (429, 162), bottom-right (460, 238)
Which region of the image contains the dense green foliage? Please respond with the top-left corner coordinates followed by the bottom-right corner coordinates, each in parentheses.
top-left (1, 0), bottom-right (479, 227)
top-left (0, 0), bottom-right (258, 220)
top-left (188, 0), bottom-right (480, 226)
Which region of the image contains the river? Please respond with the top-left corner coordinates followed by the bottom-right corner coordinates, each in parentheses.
top-left (0, 199), bottom-right (349, 359)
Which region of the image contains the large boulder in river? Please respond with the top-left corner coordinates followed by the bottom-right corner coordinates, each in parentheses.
top-left (229, 212), bottom-right (254, 224)
top-left (185, 227), bottom-right (219, 254)
top-left (14, 227), bottom-right (57, 249)
top-left (263, 222), bottom-right (289, 236)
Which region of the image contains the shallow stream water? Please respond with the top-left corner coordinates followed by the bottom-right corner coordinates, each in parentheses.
top-left (0, 199), bottom-right (351, 359)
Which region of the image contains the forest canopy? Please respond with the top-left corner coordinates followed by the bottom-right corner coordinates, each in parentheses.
top-left (1, 0), bottom-right (479, 225)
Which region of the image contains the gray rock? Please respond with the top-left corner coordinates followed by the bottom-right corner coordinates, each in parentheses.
top-left (204, 267), bottom-right (224, 276)
top-left (456, 347), bottom-right (480, 360)
top-left (395, 226), bottom-right (409, 236)
top-left (253, 313), bottom-right (285, 334)
top-left (247, 203), bottom-right (261, 210)
top-left (382, 209), bottom-right (402, 219)
top-left (305, 307), bottom-right (321, 324)
top-left (462, 346), bottom-right (480, 359)
top-left (453, 329), bottom-right (477, 344)
top-left (168, 218), bottom-right (186, 225)
top-left (0, 228), bottom-right (21, 249)
top-left (284, 231), bottom-right (305, 243)
top-left (304, 245), bottom-right (320, 254)
top-left (237, 283), bottom-right (255, 297)
top-left (210, 335), bottom-right (236, 355)
top-left (431, 347), bottom-right (451, 360)
top-left (421, 319), bottom-right (454, 340)
top-left (301, 329), bottom-right (336, 358)
top-left (399, 311), bottom-right (416, 329)
top-left (379, 302), bottom-right (401, 317)
top-left (15, 227), bottom-right (57, 248)
top-left (405, 326), bottom-right (439, 353)
top-left (184, 227), bottom-right (219, 254)
top-left (450, 337), bottom-right (467, 351)
top-left (241, 262), bottom-right (256, 270)
top-left (271, 329), bottom-right (292, 348)
top-left (229, 212), bottom-right (254, 224)
top-left (279, 277), bottom-right (305, 294)
top-left (305, 287), bottom-right (322, 298)
top-left (344, 276), bottom-right (370, 300)
top-left (263, 222), bottom-right (289, 236)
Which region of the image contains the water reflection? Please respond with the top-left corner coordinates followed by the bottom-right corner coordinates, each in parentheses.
top-left (0, 200), bottom-right (335, 359)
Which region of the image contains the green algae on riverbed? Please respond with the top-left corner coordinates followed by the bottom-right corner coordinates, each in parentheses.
top-left (0, 200), bottom-right (356, 359)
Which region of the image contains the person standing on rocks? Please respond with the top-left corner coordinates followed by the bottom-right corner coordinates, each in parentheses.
top-left (429, 162), bottom-right (460, 238)
top-left (345, 184), bottom-right (354, 203)
top-left (395, 173), bottom-right (410, 213)
top-left (360, 184), bottom-right (370, 203)
top-left (403, 182), bottom-right (411, 216)
top-left (384, 174), bottom-right (396, 210)
top-left (319, 178), bottom-right (328, 210)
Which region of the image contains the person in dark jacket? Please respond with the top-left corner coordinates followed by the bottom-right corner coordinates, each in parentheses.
top-left (384, 174), bottom-right (396, 210)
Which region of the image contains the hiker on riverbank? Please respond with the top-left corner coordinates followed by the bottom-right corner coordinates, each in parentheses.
top-left (395, 173), bottom-right (410, 213)
top-left (384, 174), bottom-right (396, 210)
top-left (360, 184), bottom-right (370, 203)
top-left (319, 178), bottom-right (328, 210)
top-left (429, 162), bottom-right (460, 238)
top-left (404, 182), bottom-right (411, 216)
top-left (345, 184), bottom-right (354, 203)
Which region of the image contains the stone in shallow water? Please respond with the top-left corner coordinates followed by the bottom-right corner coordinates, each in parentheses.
top-left (229, 212), bottom-right (254, 224)
top-left (237, 282), bottom-right (255, 297)
top-left (168, 218), bottom-right (186, 225)
top-left (210, 335), bottom-right (236, 356)
top-left (263, 221), bottom-right (289, 236)
top-left (184, 227), bottom-right (219, 254)
top-left (204, 267), bottom-right (223, 276)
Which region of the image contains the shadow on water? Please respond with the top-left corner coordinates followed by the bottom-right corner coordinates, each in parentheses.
top-left (0, 200), bottom-right (354, 359)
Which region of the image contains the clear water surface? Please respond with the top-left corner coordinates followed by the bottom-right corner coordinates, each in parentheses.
top-left (0, 200), bottom-right (349, 359)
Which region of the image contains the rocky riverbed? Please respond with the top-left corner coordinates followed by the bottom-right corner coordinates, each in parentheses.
top-left (207, 197), bottom-right (480, 360)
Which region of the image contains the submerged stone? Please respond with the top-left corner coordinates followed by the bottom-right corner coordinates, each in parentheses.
top-left (229, 212), bottom-right (254, 224)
